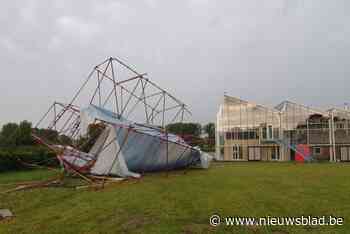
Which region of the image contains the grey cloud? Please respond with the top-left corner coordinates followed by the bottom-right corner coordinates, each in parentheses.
top-left (0, 0), bottom-right (349, 126)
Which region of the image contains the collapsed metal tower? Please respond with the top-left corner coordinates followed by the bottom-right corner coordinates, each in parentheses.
top-left (35, 57), bottom-right (191, 142)
top-left (28, 56), bottom-right (213, 186)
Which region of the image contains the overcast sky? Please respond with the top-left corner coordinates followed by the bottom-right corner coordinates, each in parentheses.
top-left (0, 0), bottom-right (349, 126)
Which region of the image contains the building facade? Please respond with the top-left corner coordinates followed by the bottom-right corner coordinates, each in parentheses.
top-left (216, 95), bottom-right (350, 162)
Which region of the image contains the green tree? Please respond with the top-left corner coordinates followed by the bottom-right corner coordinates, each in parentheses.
top-left (203, 123), bottom-right (215, 139)
top-left (16, 121), bottom-right (33, 145)
top-left (0, 121), bottom-right (34, 146)
top-left (0, 122), bottom-right (19, 146)
top-left (32, 128), bottom-right (59, 143)
top-left (58, 135), bottom-right (73, 145)
top-left (166, 122), bottom-right (201, 137)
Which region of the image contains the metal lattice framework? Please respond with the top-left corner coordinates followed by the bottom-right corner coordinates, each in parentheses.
top-left (35, 57), bottom-right (192, 141)
top-left (275, 100), bottom-right (328, 130)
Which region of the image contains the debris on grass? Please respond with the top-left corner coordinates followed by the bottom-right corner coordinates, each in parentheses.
top-left (0, 209), bottom-right (14, 220)
top-left (0, 177), bottom-right (63, 194)
top-left (0, 173), bottom-right (131, 193)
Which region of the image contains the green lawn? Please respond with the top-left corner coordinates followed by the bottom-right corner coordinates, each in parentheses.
top-left (1, 162), bottom-right (350, 234)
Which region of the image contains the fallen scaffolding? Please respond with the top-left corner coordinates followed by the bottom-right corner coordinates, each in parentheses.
top-left (29, 56), bottom-right (210, 189)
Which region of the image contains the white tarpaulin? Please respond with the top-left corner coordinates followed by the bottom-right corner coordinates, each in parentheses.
top-left (61, 105), bottom-right (212, 178)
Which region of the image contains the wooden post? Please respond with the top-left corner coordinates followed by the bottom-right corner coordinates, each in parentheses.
top-left (332, 111), bottom-right (336, 162)
top-left (166, 129), bottom-right (169, 177)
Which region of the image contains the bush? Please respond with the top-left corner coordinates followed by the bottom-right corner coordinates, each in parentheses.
top-left (200, 144), bottom-right (215, 152)
top-left (0, 146), bottom-right (57, 172)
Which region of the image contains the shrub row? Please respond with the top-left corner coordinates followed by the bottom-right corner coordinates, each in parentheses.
top-left (0, 146), bottom-right (57, 172)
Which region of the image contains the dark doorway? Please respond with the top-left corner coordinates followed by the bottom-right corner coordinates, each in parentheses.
top-left (290, 149), bottom-right (295, 161)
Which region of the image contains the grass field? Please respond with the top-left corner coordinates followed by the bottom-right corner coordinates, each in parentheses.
top-left (1, 162), bottom-right (350, 234)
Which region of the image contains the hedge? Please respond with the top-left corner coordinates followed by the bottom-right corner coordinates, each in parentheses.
top-left (0, 146), bottom-right (57, 172)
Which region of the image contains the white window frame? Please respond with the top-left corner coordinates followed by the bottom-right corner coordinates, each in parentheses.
top-left (337, 123), bottom-right (344, 129)
top-left (261, 125), bottom-right (274, 140)
top-left (267, 125), bottom-right (273, 140)
top-left (271, 147), bottom-right (280, 161)
top-left (313, 147), bottom-right (321, 155)
top-left (232, 145), bottom-right (242, 160)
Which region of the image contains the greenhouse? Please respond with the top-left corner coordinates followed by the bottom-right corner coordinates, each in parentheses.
top-left (216, 95), bottom-right (350, 162)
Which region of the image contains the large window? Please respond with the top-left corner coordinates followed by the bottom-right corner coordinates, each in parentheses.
top-left (268, 125), bottom-right (273, 139)
top-left (336, 123), bottom-right (344, 129)
top-left (232, 145), bottom-right (243, 160)
top-left (261, 125), bottom-right (276, 140)
top-left (262, 127), bottom-right (267, 139)
top-left (271, 147), bottom-right (280, 160)
top-left (249, 147), bottom-right (261, 161)
top-left (225, 129), bottom-right (259, 140)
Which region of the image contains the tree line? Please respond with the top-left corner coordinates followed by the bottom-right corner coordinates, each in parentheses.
top-left (0, 120), bottom-right (215, 171)
top-left (0, 121), bottom-right (33, 147)
top-left (166, 122), bottom-right (215, 139)
top-left (0, 120), bottom-right (215, 148)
